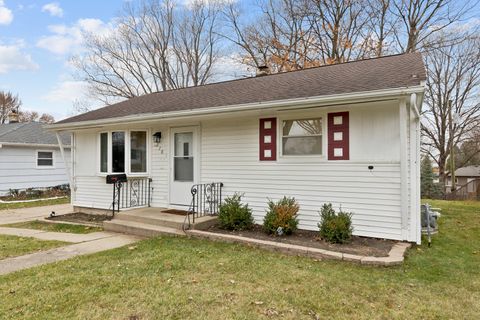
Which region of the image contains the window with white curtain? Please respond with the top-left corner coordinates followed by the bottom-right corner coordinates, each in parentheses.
top-left (282, 118), bottom-right (322, 155)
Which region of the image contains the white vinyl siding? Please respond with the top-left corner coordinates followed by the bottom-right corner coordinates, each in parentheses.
top-left (200, 104), bottom-right (404, 240)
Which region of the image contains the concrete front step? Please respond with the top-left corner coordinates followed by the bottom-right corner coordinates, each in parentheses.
top-left (104, 220), bottom-right (185, 238)
top-left (115, 212), bottom-right (186, 229)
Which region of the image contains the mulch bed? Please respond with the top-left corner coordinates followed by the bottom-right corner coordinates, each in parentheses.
top-left (46, 212), bottom-right (112, 226)
top-left (207, 224), bottom-right (395, 257)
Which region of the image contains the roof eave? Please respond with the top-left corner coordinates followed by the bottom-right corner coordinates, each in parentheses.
top-left (47, 85), bottom-right (425, 131)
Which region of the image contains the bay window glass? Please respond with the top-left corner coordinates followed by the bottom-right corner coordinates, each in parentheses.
top-left (112, 132), bottom-right (125, 173)
top-left (130, 131), bottom-right (147, 173)
top-left (100, 132), bottom-right (108, 173)
top-left (282, 118), bottom-right (322, 155)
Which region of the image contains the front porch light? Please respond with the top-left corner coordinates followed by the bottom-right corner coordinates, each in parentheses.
top-left (153, 132), bottom-right (162, 144)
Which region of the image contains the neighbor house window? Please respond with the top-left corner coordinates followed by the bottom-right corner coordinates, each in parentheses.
top-left (99, 130), bottom-right (148, 174)
top-left (37, 151), bottom-right (54, 167)
top-left (130, 131), bottom-right (147, 173)
top-left (112, 132), bottom-right (125, 173)
top-left (282, 118), bottom-right (322, 155)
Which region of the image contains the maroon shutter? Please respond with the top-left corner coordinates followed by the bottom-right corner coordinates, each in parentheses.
top-left (328, 112), bottom-right (349, 160)
top-left (259, 118), bottom-right (277, 161)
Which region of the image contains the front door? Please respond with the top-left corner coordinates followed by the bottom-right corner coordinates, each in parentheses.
top-left (170, 127), bottom-right (198, 206)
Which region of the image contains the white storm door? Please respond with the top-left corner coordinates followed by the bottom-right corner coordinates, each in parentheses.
top-left (170, 127), bottom-right (198, 206)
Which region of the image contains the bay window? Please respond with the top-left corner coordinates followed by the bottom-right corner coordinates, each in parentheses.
top-left (99, 130), bottom-right (148, 174)
top-left (130, 131), bottom-right (147, 173)
top-left (100, 133), bottom-right (108, 173)
top-left (282, 118), bottom-right (322, 156)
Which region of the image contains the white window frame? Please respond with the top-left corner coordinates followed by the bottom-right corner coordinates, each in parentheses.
top-left (36, 150), bottom-right (55, 169)
top-left (97, 129), bottom-right (149, 176)
top-left (279, 116), bottom-right (325, 158)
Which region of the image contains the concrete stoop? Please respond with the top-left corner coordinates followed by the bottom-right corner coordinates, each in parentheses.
top-left (103, 208), bottom-right (217, 238)
top-left (104, 220), bottom-right (185, 237)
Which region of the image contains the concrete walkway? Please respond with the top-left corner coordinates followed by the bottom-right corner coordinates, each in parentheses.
top-left (0, 224), bottom-right (140, 275)
top-left (0, 227), bottom-right (122, 242)
top-left (0, 203), bottom-right (73, 224)
top-left (0, 232), bottom-right (139, 275)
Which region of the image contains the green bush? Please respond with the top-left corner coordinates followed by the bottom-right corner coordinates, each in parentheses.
top-left (318, 203), bottom-right (353, 244)
top-left (263, 196), bottom-right (299, 236)
top-left (218, 193), bottom-right (254, 231)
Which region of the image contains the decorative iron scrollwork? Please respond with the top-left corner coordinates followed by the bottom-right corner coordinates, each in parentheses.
top-left (188, 182), bottom-right (223, 224)
top-left (111, 177), bottom-right (153, 216)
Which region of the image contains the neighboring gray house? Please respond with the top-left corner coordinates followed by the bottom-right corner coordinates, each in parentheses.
top-left (447, 166), bottom-right (480, 199)
top-left (0, 122), bottom-right (71, 196)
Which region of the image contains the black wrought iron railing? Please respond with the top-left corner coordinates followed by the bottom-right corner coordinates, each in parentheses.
top-left (187, 182), bottom-right (223, 224)
top-left (111, 177), bottom-right (152, 216)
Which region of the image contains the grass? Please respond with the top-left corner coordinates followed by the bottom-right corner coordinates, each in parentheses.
top-left (2, 220), bottom-right (102, 234)
top-left (0, 235), bottom-right (67, 260)
top-left (0, 200), bottom-right (479, 319)
top-left (0, 197), bottom-right (70, 210)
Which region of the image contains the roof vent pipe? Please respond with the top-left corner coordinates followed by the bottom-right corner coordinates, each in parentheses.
top-left (256, 65), bottom-right (270, 77)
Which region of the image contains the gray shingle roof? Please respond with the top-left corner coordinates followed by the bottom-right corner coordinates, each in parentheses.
top-left (0, 122), bottom-right (70, 146)
top-left (455, 166), bottom-right (480, 177)
top-left (57, 52), bottom-right (426, 125)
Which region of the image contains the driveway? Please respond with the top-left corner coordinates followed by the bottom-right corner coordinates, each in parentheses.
top-left (0, 204), bottom-right (73, 224)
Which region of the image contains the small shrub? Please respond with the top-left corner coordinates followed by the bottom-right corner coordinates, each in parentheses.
top-left (263, 196), bottom-right (299, 236)
top-left (318, 203), bottom-right (353, 244)
top-left (218, 193), bottom-right (254, 231)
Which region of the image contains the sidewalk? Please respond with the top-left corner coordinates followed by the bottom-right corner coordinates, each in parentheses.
top-left (0, 227), bottom-right (120, 242)
top-left (0, 232), bottom-right (139, 275)
top-left (0, 204), bottom-right (73, 224)
top-left (0, 230), bottom-right (140, 275)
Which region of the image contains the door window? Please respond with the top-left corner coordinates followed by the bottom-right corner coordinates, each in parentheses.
top-left (174, 132), bottom-right (194, 181)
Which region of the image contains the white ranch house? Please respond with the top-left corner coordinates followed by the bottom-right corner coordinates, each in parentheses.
top-left (49, 53), bottom-right (426, 244)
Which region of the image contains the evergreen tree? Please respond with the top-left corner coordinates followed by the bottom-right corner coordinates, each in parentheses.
top-left (421, 156), bottom-right (435, 198)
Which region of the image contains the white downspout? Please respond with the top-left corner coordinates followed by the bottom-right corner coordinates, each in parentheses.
top-left (56, 132), bottom-right (73, 190)
top-left (410, 93), bottom-right (420, 119)
top-left (399, 97), bottom-right (409, 240)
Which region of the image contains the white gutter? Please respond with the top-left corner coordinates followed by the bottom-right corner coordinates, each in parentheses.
top-left (56, 132), bottom-right (73, 190)
top-left (47, 85), bottom-right (425, 131)
top-left (0, 142), bottom-right (71, 148)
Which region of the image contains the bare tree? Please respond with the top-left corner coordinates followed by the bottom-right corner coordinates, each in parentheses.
top-left (392, 0), bottom-right (475, 53)
top-left (421, 32), bottom-right (480, 189)
top-left (73, 0), bottom-right (224, 104)
top-left (72, 99), bottom-right (92, 115)
top-left (39, 114), bottom-right (55, 124)
top-left (306, 0), bottom-right (372, 64)
top-left (223, 0), bottom-right (320, 73)
top-left (18, 111), bottom-right (39, 123)
top-left (172, 0), bottom-right (222, 86)
top-left (0, 91), bottom-right (22, 124)
top-left (367, 0), bottom-right (399, 56)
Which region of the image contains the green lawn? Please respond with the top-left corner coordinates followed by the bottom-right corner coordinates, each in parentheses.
top-left (2, 220), bottom-right (102, 234)
top-left (0, 200), bottom-right (479, 319)
top-left (0, 235), bottom-right (67, 260)
top-left (0, 197), bottom-right (70, 210)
